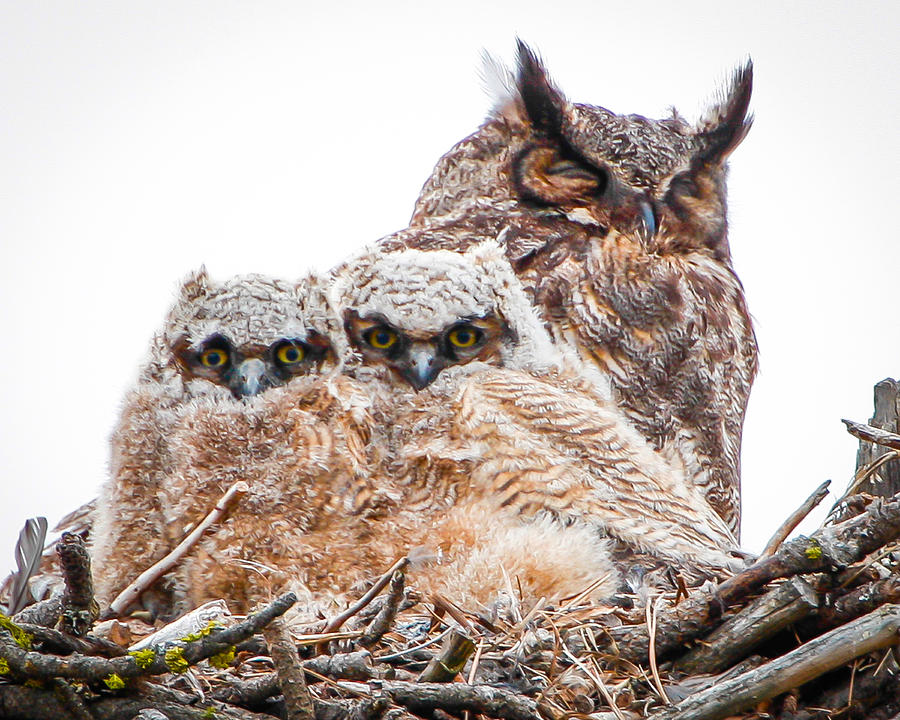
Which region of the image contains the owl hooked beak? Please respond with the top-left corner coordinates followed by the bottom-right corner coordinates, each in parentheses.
top-left (399, 344), bottom-right (443, 391)
top-left (232, 358), bottom-right (270, 398)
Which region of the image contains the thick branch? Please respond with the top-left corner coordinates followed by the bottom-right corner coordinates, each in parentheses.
top-left (0, 682), bottom-right (275, 720)
top-left (264, 617), bottom-right (315, 720)
top-left (844, 418), bottom-right (900, 451)
top-left (55, 532), bottom-right (98, 637)
top-left (13, 597), bottom-right (62, 628)
top-left (605, 492), bottom-right (900, 664)
top-left (800, 575), bottom-right (900, 635)
top-left (210, 651), bottom-right (394, 706)
top-left (674, 577), bottom-right (819, 675)
top-left (0, 592), bottom-right (296, 682)
top-left (648, 603), bottom-right (900, 720)
top-left (17, 623), bottom-right (126, 658)
top-left (374, 680), bottom-right (552, 720)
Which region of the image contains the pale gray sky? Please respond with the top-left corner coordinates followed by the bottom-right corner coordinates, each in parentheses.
top-left (1, 1), bottom-right (898, 577)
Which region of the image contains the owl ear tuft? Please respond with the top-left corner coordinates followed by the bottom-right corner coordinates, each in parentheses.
top-left (696, 60), bottom-right (753, 165)
top-left (180, 266), bottom-right (211, 302)
top-left (514, 40), bottom-right (568, 136)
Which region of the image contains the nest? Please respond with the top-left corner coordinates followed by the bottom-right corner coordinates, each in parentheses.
top-left (1, 419), bottom-right (900, 720)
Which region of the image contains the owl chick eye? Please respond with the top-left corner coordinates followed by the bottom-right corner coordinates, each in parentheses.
top-left (364, 327), bottom-right (399, 350)
top-left (200, 348), bottom-right (229, 368)
top-left (274, 341), bottom-right (306, 366)
top-left (447, 325), bottom-right (482, 349)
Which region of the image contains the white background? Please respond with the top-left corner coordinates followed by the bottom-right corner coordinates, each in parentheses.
top-left (1, 1), bottom-right (898, 576)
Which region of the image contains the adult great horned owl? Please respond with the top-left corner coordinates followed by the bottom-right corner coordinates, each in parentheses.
top-left (382, 43), bottom-right (757, 538)
top-left (330, 243), bottom-right (739, 599)
top-left (91, 268), bottom-right (336, 611)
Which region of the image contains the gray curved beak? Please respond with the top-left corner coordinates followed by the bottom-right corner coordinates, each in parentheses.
top-left (639, 200), bottom-right (657, 239)
top-left (401, 346), bottom-right (440, 391)
top-left (236, 358), bottom-right (267, 397)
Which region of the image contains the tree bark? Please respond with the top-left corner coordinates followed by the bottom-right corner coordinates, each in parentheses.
top-left (851, 379), bottom-right (900, 503)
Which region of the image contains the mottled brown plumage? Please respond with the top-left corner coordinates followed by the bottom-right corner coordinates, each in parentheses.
top-left (91, 269), bottom-right (336, 613)
top-left (330, 244), bottom-right (740, 596)
top-left (382, 42), bottom-right (757, 537)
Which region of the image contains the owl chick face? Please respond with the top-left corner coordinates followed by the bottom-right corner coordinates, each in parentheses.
top-left (344, 309), bottom-right (508, 390)
top-left (160, 267), bottom-right (335, 398)
top-left (330, 243), bottom-right (565, 390)
top-left (172, 330), bottom-right (331, 398)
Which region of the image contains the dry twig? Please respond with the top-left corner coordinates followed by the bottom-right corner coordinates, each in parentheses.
top-left (104, 480), bottom-right (249, 618)
top-left (322, 557), bottom-right (409, 636)
top-left (359, 569), bottom-right (406, 648)
top-left (761, 480), bottom-right (831, 558)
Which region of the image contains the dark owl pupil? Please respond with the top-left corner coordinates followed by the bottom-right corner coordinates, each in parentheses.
top-left (284, 347), bottom-right (299, 362)
top-left (207, 351), bottom-right (221, 364)
top-left (376, 331), bottom-right (390, 345)
top-left (456, 330), bottom-right (471, 344)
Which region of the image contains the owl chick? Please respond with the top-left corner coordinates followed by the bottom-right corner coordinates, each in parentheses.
top-left (165, 373), bottom-right (392, 621)
top-left (382, 42), bottom-right (757, 538)
top-left (91, 268), bottom-right (335, 612)
top-left (166, 254), bottom-right (616, 618)
top-left (329, 242), bottom-right (740, 603)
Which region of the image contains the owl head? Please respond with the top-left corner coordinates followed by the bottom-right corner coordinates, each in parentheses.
top-left (329, 242), bottom-right (566, 390)
top-left (413, 40), bottom-right (752, 261)
top-left (150, 267), bottom-right (335, 399)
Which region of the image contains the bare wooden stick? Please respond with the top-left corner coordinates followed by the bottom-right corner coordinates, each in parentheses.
top-left (321, 556), bottom-right (409, 635)
top-left (358, 569), bottom-right (405, 648)
top-left (210, 650), bottom-right (393, 707)
top-left (0, 592), bottom-right (296, 682)
top-left (263, 616), bottom-right (315, 720)
top-left (648, 603), bottom-right (900, 720)
top-left (0, 682), bottom-right (275, 720)
top-left (418, 629), bottom-right (476, 682)
top-left (761, 480), bottom-right (831, 558)
top-left (104, 480), bottom-right (248, 618)
top-left (844, 418), bottom-right (900, 451)
top-left (337, 680), bottom-right (555, 720)
top-left (828, 451), bottom-right (899, 523)
top-left (674, 577), bottom-right (819, 675)
top-left (801, 576), bottom-right (900, 635)
top-left (16, 623), bottom-right (126, 658)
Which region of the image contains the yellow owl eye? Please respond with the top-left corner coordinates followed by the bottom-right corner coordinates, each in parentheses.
top-left (200, 348), bottom-right (228, 368)
top-left (275, 342), bottom-right (305, 365)
top-left (448, 326), bottom-right (481, 348)
top-left (365, 327), bottom-right (398, 350)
